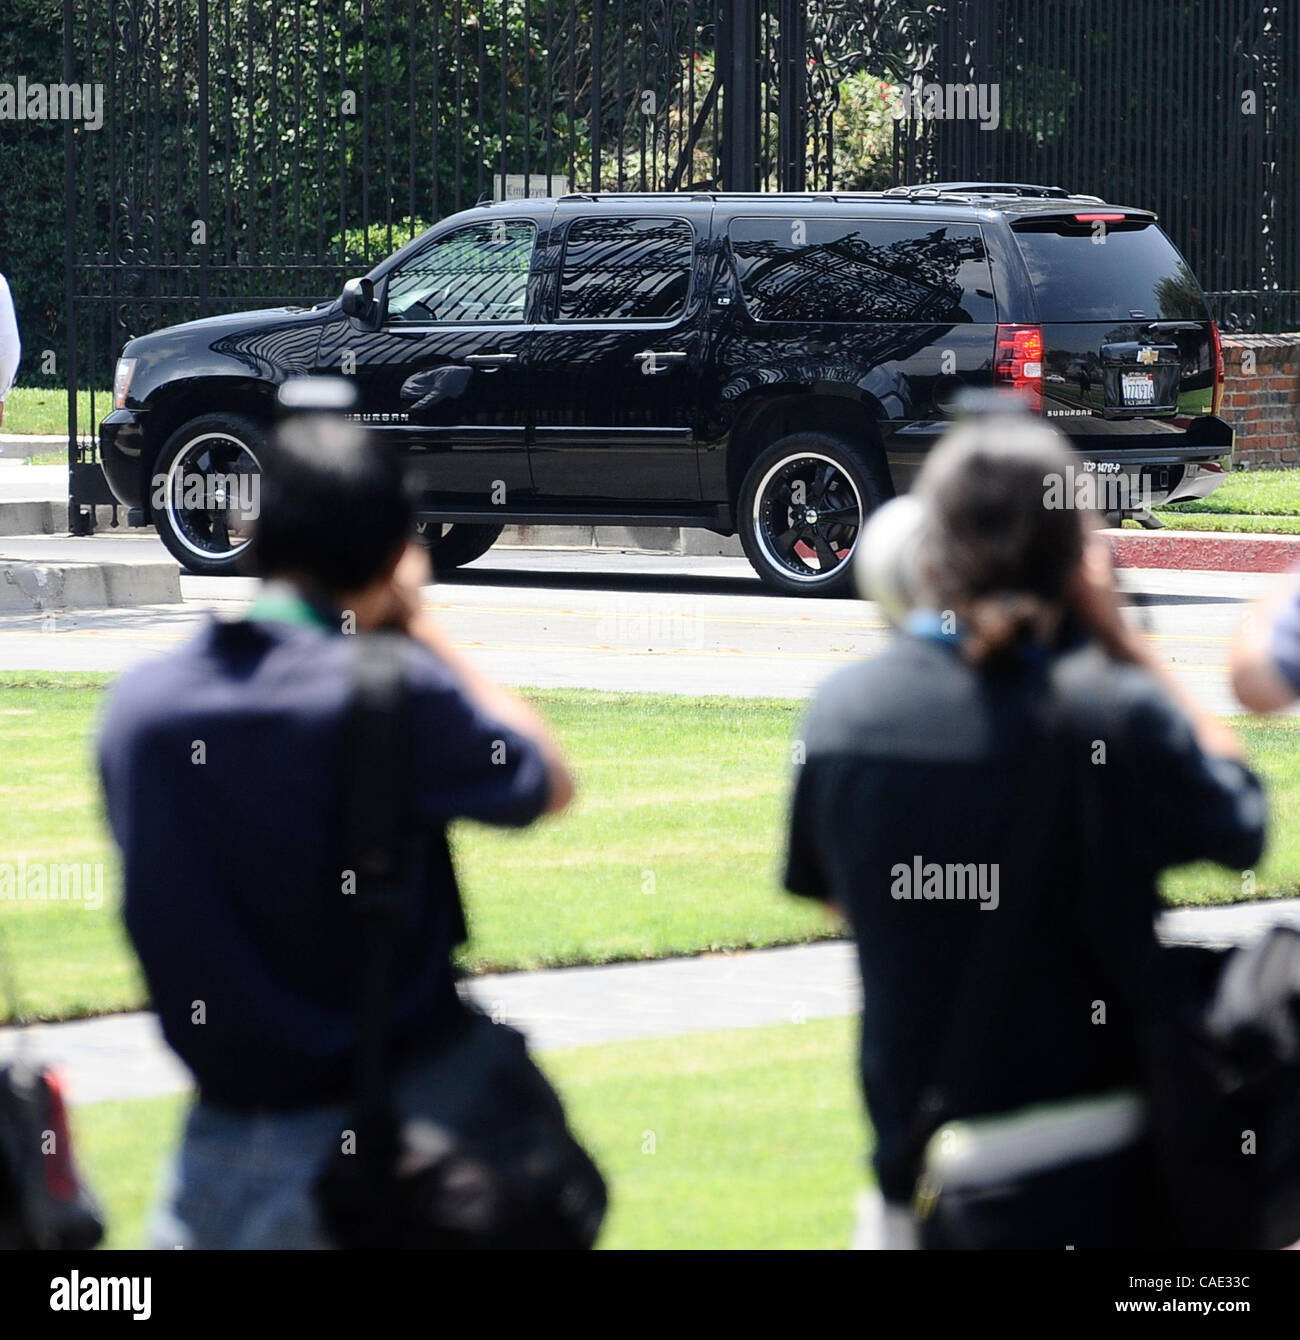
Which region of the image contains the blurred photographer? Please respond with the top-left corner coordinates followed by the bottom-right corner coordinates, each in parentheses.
top-left (98, 402), bottom-right (577, 1248)
top-left (785, 413), bottom-right (1265, 1248)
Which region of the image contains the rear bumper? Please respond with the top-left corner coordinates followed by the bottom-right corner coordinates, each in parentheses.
top-left (1068, 416), bottom-right (1233, 509)
top-left (885, 414), bottom-right (1233, 504)
top-left (99, 409), bottom-right (148, 508)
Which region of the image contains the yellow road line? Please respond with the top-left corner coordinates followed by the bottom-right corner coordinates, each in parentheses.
top-left (424, 601), bottom-right (892, 631)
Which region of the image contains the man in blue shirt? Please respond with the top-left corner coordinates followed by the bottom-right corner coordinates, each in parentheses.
top-left (98, 410), bottom-right (573, 1247)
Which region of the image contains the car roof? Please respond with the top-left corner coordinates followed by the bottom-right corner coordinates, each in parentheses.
top-left (469, 183), bottom-right (1155, 221)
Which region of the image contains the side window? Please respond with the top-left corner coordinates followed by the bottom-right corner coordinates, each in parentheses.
top-left (728, 217), bottom-right (996, 324)
top-left (385, 220), bottom-right (536, 324)
top-left (557, 217), bottom-right (694, 321)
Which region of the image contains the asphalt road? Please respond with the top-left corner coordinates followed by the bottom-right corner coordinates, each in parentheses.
top-left (0, 529), bottom-right (1291, 714)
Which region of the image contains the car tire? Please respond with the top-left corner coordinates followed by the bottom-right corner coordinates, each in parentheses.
top-left (416, 521), bottom-right (504, 575)
top-left (738, 430), bottom-right (890, 596)
top-left (148, 413), bottom-right (267, 576)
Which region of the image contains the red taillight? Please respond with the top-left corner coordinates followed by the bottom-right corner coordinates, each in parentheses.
top-left (1073, 213), bottom-right (1125, 223)
top-left (994, 324), bottom-right (1044, 404)
top-left (1210, 320), bottom-right (1225, 415)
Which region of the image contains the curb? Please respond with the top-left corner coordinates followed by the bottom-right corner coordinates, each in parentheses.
top-left (1103, 527), bottom-right (1300, 573)
top-left (0, 434), bottom-right (64, 460)
top-left (0, 559), bottom-right (181, 611)
top-left (0, 500), bottom-right (120, 536)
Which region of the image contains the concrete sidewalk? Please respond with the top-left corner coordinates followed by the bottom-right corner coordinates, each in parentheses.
top-left (2, 898), bottom-right (1297, 1107)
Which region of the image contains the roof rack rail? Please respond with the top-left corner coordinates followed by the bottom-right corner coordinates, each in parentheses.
top-left (558, 190), bottom-right (720, 201)
top-left (896, 181), bottom-right (1113, 200)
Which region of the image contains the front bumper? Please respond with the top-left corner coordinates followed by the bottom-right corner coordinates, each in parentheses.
top-left (99, 408), bottom-right (148, 508)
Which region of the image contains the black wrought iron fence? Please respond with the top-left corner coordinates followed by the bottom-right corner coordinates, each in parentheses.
top-left (931, 0), bottom-right (1300, 336)
top-left (60, 0), bottom-right (1299, 524)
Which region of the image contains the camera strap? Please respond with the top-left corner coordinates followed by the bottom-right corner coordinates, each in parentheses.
top-left (341, 632), bottom-right (413, 1136)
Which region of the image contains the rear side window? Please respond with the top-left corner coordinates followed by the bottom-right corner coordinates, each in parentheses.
top-left (557, 217), bottom-right (694, 321)
top-left (728, 217), bottom-right (995, 323)
top-left (1011, 223), bottom-right (1208, 322)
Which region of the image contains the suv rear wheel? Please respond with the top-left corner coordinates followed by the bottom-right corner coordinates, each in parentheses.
top-left (149, 413), bottom-right (266, 575)
top-left (416, 521), bottom-right (504, 575)
top-left (738, 431), bottom-right (889, 596)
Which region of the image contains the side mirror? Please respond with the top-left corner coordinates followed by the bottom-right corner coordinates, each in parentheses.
top-left (340, 276), bottom-right (377, 325)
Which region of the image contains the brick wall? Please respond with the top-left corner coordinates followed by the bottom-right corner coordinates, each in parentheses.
top-left (1221, 335), bottom-right (1300, 469)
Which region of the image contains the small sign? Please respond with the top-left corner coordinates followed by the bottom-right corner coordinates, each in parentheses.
top-left (493, 173), bottom-right (569, 201)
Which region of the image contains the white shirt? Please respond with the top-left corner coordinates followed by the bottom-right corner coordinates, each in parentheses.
top-left (0, 274), bottom-right (20, 402)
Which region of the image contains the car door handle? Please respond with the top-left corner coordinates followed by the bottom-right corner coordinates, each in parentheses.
top-left (464, 353), bottom-right (519, 366)
top-left (634, 350), bottom-right (689, 374)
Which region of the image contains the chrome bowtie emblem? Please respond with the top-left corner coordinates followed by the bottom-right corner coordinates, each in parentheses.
top-left (1136, 346), bottom-right (1159, 364)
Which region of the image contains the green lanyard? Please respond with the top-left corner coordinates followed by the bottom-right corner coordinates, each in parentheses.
top-left (245, 589), bottom-right (338, 632)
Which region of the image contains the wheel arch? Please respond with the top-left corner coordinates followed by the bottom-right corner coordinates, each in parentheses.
top-left (136, 379), bottom-right (279, 498)
top-left (724, 390), bottom-right (892, 509)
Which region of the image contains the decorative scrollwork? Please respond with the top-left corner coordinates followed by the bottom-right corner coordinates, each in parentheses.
top-left (801, 0), bottom-right (952, 188)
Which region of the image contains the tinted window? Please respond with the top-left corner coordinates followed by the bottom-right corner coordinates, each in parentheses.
top-left (557, 217), bottom-right (694, 321)
top-left (729, 217), bottom-right (995, 323)
top-left (1012, 224), bottom-right (1208, 322)
top-left (386, 221), bottom-right (535, 323)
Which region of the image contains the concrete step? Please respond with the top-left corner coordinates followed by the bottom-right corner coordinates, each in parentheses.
top-left (0, 499), bottom-right (122, 536)
top-left (0, 557), bottom-right (181, 611)
top-left (0, 434), bottom-right (64, 461)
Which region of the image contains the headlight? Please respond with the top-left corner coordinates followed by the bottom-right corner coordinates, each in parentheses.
top-left (112, 357), bottom-right (137, 409)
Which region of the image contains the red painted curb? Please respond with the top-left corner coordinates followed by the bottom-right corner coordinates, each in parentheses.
top-left (1104, 528), bottom-right (1300, 573)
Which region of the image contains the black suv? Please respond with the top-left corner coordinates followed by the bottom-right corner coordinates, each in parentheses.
top-left (100, 183), bottom-right (1231, 593)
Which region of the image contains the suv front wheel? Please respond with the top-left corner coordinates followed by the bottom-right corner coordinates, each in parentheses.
top-left (149, 413), bottom-right (266, 575)
top-left (738, 431), bottom-right (889, 596)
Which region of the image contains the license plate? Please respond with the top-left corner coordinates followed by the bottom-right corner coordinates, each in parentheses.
top-left (1122, 372), bottom-right (1155, 405)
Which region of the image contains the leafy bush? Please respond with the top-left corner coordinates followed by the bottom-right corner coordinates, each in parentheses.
top-left (332, 219), bottom-right (434, 269)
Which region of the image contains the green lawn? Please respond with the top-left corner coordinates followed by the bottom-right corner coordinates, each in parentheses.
top-left (1141, 466), bottom-right (1300, 534)
top-left (2, 673), bottom-right (1298, 1023)
top-left (73, 1016), bottom-right (868, 1250)
top-left (1165, 467), bottom-right (1300, 518)
top-left (0, 674), bottom-right (829, 1021)
top-left (1145, 513), bottom-right (1300, 535)
top-left (3, 386), bottom-right (107, 438)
